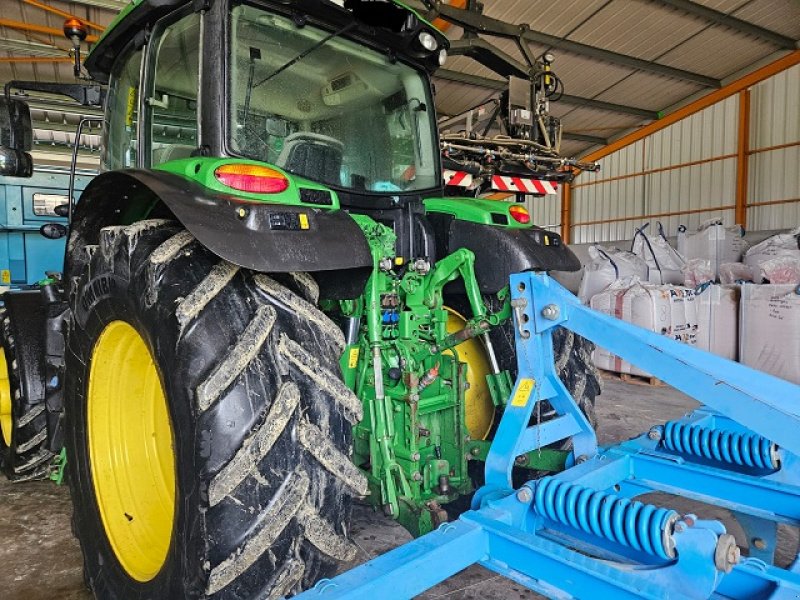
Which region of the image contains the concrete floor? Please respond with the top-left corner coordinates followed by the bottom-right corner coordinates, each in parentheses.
top-left (0, 376), bottom-right (796, 599)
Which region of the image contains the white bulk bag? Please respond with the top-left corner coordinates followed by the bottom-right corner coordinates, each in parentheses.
top-left (677, 219), bottom-right (748, 282)
top-left (744, 227), bottom-right (800, 283)
top-left (695, 283), bottom-right (738, 361)
top-left (739, 284), bottom-right (800, 385)
top-left (591, 282), bottom-right (698, 376)
top-left (631, 222), bottom-right (685, 285)
top-left (577, 245), bottom-right (648, 303)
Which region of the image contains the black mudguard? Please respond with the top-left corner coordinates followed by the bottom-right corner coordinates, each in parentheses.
top-left (429, 214), bottom-right (581, 294)
top-left (67, 170), bottom-right (373, 297)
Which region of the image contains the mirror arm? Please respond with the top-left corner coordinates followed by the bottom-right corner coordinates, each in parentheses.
top-left (4, 80), bottom-right (106, 107)
top-left (68, 117), bottom-right (104, 224)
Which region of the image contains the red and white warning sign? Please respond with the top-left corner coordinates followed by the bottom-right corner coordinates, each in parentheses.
top-left (491, 175), bottom-right (558, 195)
top-left (443, 170), bottom-right (474, 187)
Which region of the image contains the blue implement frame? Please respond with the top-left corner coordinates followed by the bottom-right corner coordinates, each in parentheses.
top-left (297, 272), bottom-right (800, 599)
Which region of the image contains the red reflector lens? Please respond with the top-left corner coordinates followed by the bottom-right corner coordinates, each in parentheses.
top-left (214, 164), bottom-right (289, 194)
top-left (509, 205), bottom-right (530, 224)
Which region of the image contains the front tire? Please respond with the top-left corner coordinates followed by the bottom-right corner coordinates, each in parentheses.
top-left (66, 220), bottom-right (365, 599)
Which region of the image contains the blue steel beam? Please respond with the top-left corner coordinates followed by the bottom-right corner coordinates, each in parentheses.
top-left (522, 274), bottom-right (800, 457)
top-left (611, 447), bottom-right (800, 524)
top-left (301, 523), bottom-right (488, 599)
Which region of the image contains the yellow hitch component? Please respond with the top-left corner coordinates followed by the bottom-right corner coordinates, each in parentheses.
top-left (88, 321), bottom-right (176, 582)
top-left (0, 345), bottom-right (12, 446)
top-left (445, 308), bottom-right (494, 441)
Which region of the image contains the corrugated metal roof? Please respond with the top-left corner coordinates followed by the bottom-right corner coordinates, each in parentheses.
top-left (433, 0), bottom-right (799, 158)
top-left (434, 80), bottom-right (498, 116)
top-left (593, 71), bottom-right (704, 108)
top-left (730, 0), bottom-right (800, 39)
top-left (539, 53), bottom-right (634, 99)
top-left (0, 0), bottom-right (797, 163)
top-left (0, 1), bottom-right (118, 85)
top-left (657, 27), bottom-right (780, 78)
top-left (567, 0), bottom-right (709, 62)
top-left (481, 0), bottom-right (610, 37)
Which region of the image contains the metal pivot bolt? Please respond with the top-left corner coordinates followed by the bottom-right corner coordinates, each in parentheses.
top-left (516, 487), bottom-right (533, 503)
top-left (541, 304), bottom-right (560, 320)
top-left (714, 534), bottom-right (741, 573)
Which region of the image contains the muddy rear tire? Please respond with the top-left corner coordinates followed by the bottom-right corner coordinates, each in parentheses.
top-left (66, 220), bottom-right (364, 599)
top-left (0, 302), bottom-right (52, 481)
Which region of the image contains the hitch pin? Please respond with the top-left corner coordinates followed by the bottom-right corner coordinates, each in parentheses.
top-left (435, 319), bottom-right (490, 353)
top-left (511, 297), bottom-right (530, 339)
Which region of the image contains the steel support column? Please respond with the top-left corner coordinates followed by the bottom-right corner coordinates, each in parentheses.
top-left (560, 182), bottom-right (571, 243)
top-left (735, 89), bottom-right (750, 227)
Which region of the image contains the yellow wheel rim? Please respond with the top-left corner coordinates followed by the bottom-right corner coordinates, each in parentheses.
top-left (0, 345), bottom-right (12, 447)
top-left (88, 321), bottom-right (176, 582)
top-left (445, 308), bottom-right (494, 440)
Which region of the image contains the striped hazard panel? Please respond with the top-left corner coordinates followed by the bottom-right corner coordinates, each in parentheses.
top-left (491, 176), bottom-right (558, 195)
top-left (443, 170), bottom-right (474, 187)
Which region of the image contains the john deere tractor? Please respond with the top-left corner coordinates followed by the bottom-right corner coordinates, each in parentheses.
top-left (0, 0), bottom-right (599, 597)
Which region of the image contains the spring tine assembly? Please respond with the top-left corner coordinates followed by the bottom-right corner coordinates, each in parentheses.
top-left (532, 477), bottom-right (679, 559)
top-left (657, 421), bottom-right (780, 470)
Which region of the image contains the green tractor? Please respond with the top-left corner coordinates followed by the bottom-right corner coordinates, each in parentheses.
top-left (0, 0), bottom-right (599, 597)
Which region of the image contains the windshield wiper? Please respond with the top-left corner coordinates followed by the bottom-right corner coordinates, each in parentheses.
top-left (253, 21), bottom-right (358, 89)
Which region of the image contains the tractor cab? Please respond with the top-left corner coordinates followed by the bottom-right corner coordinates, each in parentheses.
top-left (77, 0), bottom-right (450, 263)
top-left (89, 0), bottom-right (445, 193)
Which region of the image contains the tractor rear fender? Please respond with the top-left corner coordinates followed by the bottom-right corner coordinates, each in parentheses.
top-left (426, 212), bottom-right (581, 294)
top-left (67, 169), bottom-right (373, 297)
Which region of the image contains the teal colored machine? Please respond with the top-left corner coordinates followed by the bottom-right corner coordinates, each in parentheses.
top-left (0, 167), bottom-right (94, 287)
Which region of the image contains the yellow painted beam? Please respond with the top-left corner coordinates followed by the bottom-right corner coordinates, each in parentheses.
top-left (0, 18), bottom-right (99, 43)
top-left (21, 0), bottom-right (105, 33)
top-left (432, 0), bottom-right (467, 33)
top-left (0, 56), bottom-right (72, 63)
top-left (561, 183), bottom-right (571, 244)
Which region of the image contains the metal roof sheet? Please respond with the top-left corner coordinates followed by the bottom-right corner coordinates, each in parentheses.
top-left (658, 27), bottom-right (782, 78)
top-left (435, 0), bottom-right (798, 155)
top-left (567, 0), bottom-right (709, 61)
top-left (1, 0), bottom-right (797, 162)
top-left (481, 0), bottom-right (610, 37)
top-left (729, 0), bottom-right (800, 40)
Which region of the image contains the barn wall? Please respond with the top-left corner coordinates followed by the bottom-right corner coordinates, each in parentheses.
top-left (566, 63), bottom-right (799, 244)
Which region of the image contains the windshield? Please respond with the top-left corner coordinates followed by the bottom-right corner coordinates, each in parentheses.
top-left (229, 5), bottom-right (440, 193)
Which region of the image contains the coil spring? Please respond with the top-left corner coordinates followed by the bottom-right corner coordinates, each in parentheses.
top-left (660, 421), bottom-right (779, 470)
top-left (533, 476), bottom-right (679, 560)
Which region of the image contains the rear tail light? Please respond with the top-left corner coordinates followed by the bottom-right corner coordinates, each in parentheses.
top-left (214, 164), bottom-right (289, 194)
top-left (509, 205), bottom-right (530, 224)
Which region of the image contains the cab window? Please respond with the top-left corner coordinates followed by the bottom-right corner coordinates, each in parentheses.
top-left (102, 44), bottom-right (142, 171)
top-left (146, 12), bottom-right (201, 166)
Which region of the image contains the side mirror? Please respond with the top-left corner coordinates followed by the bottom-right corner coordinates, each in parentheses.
top-left (0, 97), bottom-right (34, 177)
